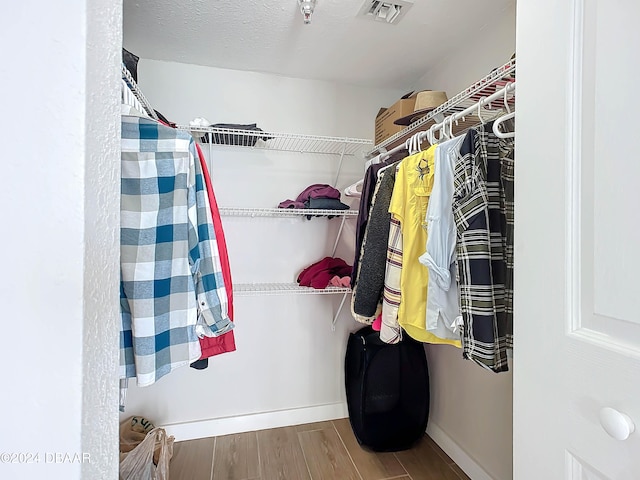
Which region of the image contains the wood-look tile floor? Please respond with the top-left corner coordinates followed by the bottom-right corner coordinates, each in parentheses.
top-left (169, 419), bottom-right (470, 480)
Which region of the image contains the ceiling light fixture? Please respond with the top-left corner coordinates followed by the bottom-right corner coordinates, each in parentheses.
top-left (298, 0), bottom-right (318, 25)
top-left (358, 0), bottom-right (414, 25)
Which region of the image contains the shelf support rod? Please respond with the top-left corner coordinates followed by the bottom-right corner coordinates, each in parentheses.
top-left (332, 292), bottom-right (349, 331)
top-left (332, 215), bottom-right (347, 257)
top-left (208, 133), bottom-right (213, 170)
top-left (332, 141), bottom-right (348, 187)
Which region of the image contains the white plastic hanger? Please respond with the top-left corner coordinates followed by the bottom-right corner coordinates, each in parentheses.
top-left (427, 123), bottom-right (439, 146)
top-left (377, 159), bottom-right (399, 179)
top-left (439, 115), bottom-right (454, 141)
top-left (405, 136), bottom-right (415, 155)
top-left (364, 152), bottom-right (383, 172)
top-left (493, 87), bottom-right (516, 138)
top-left (376, 160), bottom-right (395, 179)
top-left (409, 131), bottom-right (423, 155)
top-left (477, 97), bottom-right (487, 124)
top-left (493, 112), bottom-right (516, 138)
top-left (345, 150), bottom-right (388, 197)
top-left (344, 179), bottom-right (364, 197)
top-left (377, 132), bottom-right (421, 180)
top-left (443, 115), bottom-right (454, 140)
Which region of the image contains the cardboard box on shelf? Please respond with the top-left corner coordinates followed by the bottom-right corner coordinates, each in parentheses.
top-left (374, 92), bottom-right (416, 145)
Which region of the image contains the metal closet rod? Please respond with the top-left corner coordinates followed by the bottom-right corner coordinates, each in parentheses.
top-left (375, 81), bottom-right (516, 162)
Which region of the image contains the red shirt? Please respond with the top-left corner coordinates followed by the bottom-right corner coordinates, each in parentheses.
top-left (195, 142), bottom-right (236, 358)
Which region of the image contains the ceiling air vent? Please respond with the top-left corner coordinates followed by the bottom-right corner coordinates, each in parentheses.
top-left (358, 0), bottom-right (414, 25)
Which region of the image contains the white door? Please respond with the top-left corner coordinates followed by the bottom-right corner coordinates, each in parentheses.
top-left (514, 0), bottom-right (640, 478)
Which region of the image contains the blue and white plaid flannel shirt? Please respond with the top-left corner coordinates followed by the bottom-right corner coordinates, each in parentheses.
top-left (120, 115), bottom-right (232, 387)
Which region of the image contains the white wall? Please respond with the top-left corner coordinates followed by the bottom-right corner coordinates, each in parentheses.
top-left (414, 3), bottom-right (517, 96)
top-left (121, 59), bottom-right (405, 438)
top-left (0, 1), bottom-right (121, 479)
top-left (415, 4), bottom-right (516, 480)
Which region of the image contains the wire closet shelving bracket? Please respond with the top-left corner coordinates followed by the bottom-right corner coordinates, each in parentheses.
top-left (233, 283), bottom-right (352, 331)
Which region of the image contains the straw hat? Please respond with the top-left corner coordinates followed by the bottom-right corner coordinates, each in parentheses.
top-left (393, 90), bottom-right (448, 126)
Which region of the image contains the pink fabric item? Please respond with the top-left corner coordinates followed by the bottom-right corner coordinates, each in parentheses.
top-left (372, 314), bottom-right (382, 332)
top-left (195, 142), bottom-right (236, 358)
top-left (329, 276), bottom-right (351, 287)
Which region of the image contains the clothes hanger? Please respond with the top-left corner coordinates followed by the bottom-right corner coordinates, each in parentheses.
top-left (376, 158), bottom-right (398, 179)
top-left (411, 131), bottom-right (423, 154)
top-left (477, 97), bottom-right (487, 124)
top-left (443, 115), bottom-right (454, 140)
top-left (346, 148), bottom-right (393, 197)
top-left (364, 148), bottom-right (392, 173)
top-left (406, 136), bottom-right (416, 155)
top-left (493, 87), bottom-right (516, 139)
top-left (363, 153), bottom-right (381, 173)
top-left (442, 118), bottom-right (453, 140)
top-left (493, 112), bottom-right (516, 138)
top-left (427, 124), bottom-right (439, 146)
top-left (377, 134), bottom-right (419, 180)
top-left (436, 120), bottom-right (450, 143)
top-left (403, 131), bottom-right (420, 156)
top-left (344, 179), bottom-right (364, 197)
top-left (440, 115), bottom-right (453, 141)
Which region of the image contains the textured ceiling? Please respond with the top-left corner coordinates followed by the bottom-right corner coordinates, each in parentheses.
top-left (123, 0), bottom-right (515, 89)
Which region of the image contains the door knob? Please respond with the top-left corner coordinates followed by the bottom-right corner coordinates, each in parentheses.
top-left (599, 407), bottom-right (635, 441)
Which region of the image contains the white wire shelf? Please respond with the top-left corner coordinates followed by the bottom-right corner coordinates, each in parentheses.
top-left (234, 283), bottom-right (352, 296)
top-left (367, 58), bottom-right (516, 158)
top-left (219, 207), bottom-right (358, 217)
top-left (120, 65), bottom-right (372, 156)
top-left (121, 65), bottom-right (158, 120)
top-left (176, 126), bottom-right (372, 155)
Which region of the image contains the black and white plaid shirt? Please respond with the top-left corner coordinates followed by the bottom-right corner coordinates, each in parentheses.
top-left (453, 123), bottom-right (514, 372)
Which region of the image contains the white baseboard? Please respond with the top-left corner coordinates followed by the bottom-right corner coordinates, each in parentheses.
top-left (427, 422), bottom-right (495, 480)
top-left (161, 402), bottom-right (349, 442)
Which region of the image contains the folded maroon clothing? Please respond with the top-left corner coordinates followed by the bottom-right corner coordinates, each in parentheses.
top-left (298, 257), bottom-right (333, 286)
top-left (298, 257), bottom-right (352, 289)
top-left (298, 184), bottom-right (341, 202)
top-left (309, 266), bottom-right (352, 289)
top-left (279, 184), bottom-right (342, 210)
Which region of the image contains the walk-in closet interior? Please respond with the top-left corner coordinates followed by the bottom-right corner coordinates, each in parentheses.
top-left (5, 0), bottom-right (640, 479)
top-left (119, 2), bottom-right (517, 479)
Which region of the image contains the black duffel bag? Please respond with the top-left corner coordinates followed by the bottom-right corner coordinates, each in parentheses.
top-left (345, 326), bottom-right (429, 452)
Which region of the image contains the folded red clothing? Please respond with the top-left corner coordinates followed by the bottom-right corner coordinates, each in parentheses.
top-left (298, 256), bottom-right (333, 286)
top-left (298, 257), bottom-right (352, 289)
top-left (310, 269), bottom-right (349, 289)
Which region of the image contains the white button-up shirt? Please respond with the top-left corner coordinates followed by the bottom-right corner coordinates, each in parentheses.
top-left (419, 137), bottom-right (464, 338)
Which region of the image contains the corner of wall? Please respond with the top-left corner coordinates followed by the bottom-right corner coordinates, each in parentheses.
top-left (81, 0), bottom-right (122, 478)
